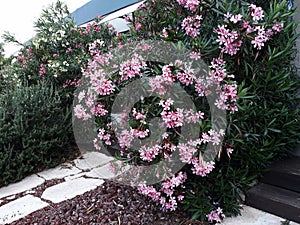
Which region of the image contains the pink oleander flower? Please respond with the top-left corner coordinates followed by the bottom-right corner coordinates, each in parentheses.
top-left (229, 14), bottom-right (243, 24)
top-left (119, 54), bottom-right (146, 81)
top-left (176, 70), bottom-right (195, 86)
top-left (132, 108), bottom-right (146, 120)
top-left (191, 157), bottom-right (215, 177)
top-left (215, 83), bottom-right (238, 112)
top-left (92, 78), bottom-right (115, 96)
top-left (149, 76), bottom-right (169, 95)
top-left (249, 4), bottom-right (264, 21)
top-left (227, 148), bottom-right (234, 158)
top-left (117, 130), bottom-right (134, 149)
top-left (161, 108), bottom-right (184, 128)
top-left (209, 58), bottom-right (229, 82)
top-left (91, 102), bottom-right (108, 116)
top-left (77, 91), bottom-right (85, 103)
top-left (160, 27), bottom-right (169, 38)
top-left (177, 0), bottom-right (187, 6)
top-left (39, 64), bottom-right (47, 76)
top-left (190, 51), bottom-right (201, 59)
top-left (159, 196), bottom-right (178, 211)
top-left (74, 105), bottom-right (91, 120)
top-left (135, 23), bottom-right (142, 30)
top-left (97, 128), bottom-right (112, 145)
top-left (178, 143), bottom-right (197, 164)
top-left (138, 182), bottom-right (161, 201)
top-left (181, 15), bottom-right (203, 38)
top-left (139, 144), bottom-right (161, 162)
top-left (177, 0), bottom-right (199, 12)
top-left (206, 207), bottom-right (225, 223)
top-left (159, 98), bottom-right (174, 111)
top-left (185, 0), bottom-right (199, 12)
top-left (251, 25), bottom-right (269, 50)
top-left (131, 128), bottom-right (150, 138)
top-left (162, 65), bottom-right (176, 84)
top-left (214, 25), bottom-right (242, 55)
top-left (66, 47), bottom-right (72, 53)
top-left (184, 109), bottom-right (204, 123)
top-left (272, 23), bottom-right (284, 34)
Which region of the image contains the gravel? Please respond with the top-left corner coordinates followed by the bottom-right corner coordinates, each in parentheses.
top-left (9, 180), bottom-right (207, 225)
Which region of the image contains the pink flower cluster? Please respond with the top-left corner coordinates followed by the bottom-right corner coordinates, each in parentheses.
top-left (39, 64), bottom-right (47, 76)
top-left (214, 5), bottom-right (284, 53)
top-left (119, 54), bottom-right (146, 81)
top-left (138, 172), bottom-right (187, 211)
top-left (74, 104), bottom-right (91, 121)
top-left (207, 58), bottom-right (238, 112)
top-left (88, 39), bottom-right (105, 55)
top-left (159, 99), bottom-right (184, 128)
top-left (215, 83), bottom-right (238, 112)
top-left (177, 0), bottom-right (199, 12)
top-left (132, 108), bottom-right (146, 120)
top-left (191, 156), bottom-right (215, 177)
top-left (149, 76), bottom-right (170, 95)
top-left (206, 207), bottom-right (225, 223)
top-left (209, 58), bottom-right (233, 83)
top-left (177, 129), bottom-right (224, 176)
top-left (63, 78), bottom-right (80, 88)
top-left (117, 130), bottom-right (134, 149)
top-left (249, 4), bottom-right (264, 21)
top-left (214, 25), bottom-right (242, 55)
top-left (96, 128), bottom-right (112, 146)
top-left (184, 109), bottom-right (204, 123)
top-left (139, 144), bottom-right (161, 162)
top-left (17, 47), bottom-right (33, 69)
top-left (181, 15), bottom-right (203, 38)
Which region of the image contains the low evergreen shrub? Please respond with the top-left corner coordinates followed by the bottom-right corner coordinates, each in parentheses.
top-left (0, 82), bottom-right (72, 187)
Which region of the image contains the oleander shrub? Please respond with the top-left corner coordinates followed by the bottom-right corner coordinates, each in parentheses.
top-left (2, 0), bottom-right (116, 105)
top-left (0, 82), bottom-right (72, 187)
top-left (74, 0), bottom-right (300, 223)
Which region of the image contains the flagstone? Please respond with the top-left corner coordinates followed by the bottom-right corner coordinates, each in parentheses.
top-left (74, 151), bottom-right (113, 170)
top-left (41, 177), bottom-right (104, 203)
top-left (0, 195), bottom-right (48, 224)
top-left (0, 175), bottom-right (44, 199)
top-left (37, 163), bottom-right (82, 180)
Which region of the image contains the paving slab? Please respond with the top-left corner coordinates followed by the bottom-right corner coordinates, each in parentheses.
top-left (221, 206), bottom-right (300, 225)
top-left (74, 151), bottom-right (113, 170)
top-left (85, 163), bottom-right (117, 179)
top-left (85, 162), bottom-right (131, 180)
top-left (64, 172), bottom-right (88, 181)
top-left (0, 195), bottom-right (48, 224)
top-left (41, 177), bottom-right (104, 203)
top-left (37, 163), bottom-right (82, 180)
top-left (0, 175), bottom-right (44, 199)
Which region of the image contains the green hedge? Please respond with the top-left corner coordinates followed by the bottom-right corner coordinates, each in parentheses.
top-left (0, 82), bottom-right (72, 187)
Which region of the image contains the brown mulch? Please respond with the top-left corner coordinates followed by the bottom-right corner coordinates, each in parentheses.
top-left (9, 180), bottom-right (207, 225)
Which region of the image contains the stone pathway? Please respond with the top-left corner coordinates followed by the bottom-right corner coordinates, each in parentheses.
top-left (0, 151), bottom-right (114, 224)
top-left (0, 151), bottom-right (299, 225)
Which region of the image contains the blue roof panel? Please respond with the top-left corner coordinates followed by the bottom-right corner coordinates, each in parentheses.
top-left (72, 0), bottom-right (141, 25)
